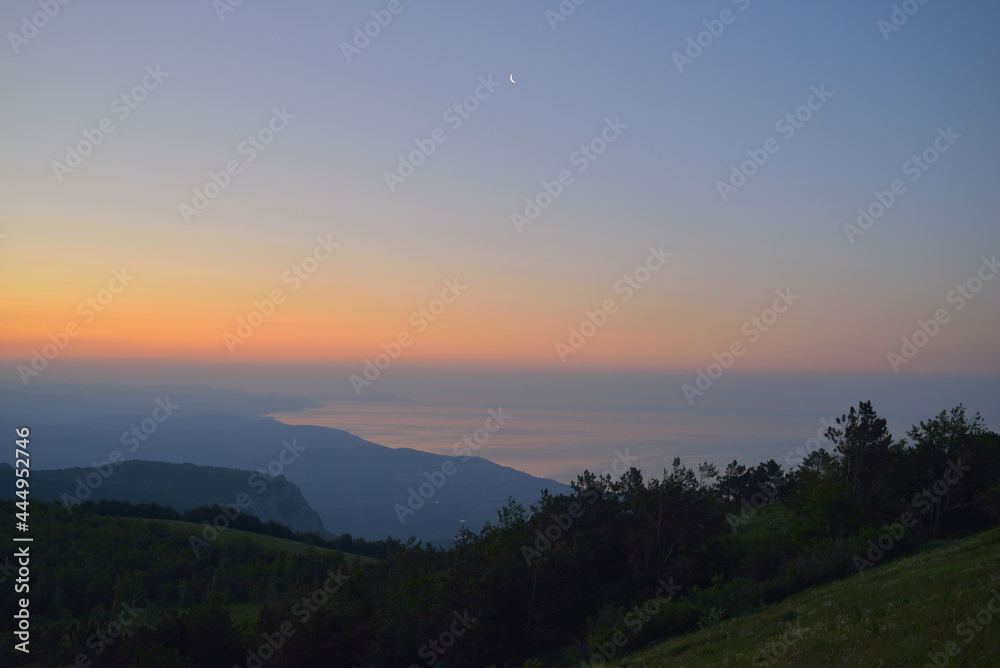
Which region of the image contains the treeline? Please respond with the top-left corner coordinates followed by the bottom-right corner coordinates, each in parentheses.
top-left (2, 402), bottom-right (998, 667)
top-left (0, 498), bottom-right (355, 667)
top-left (77, 498), bottom-right (394, 558)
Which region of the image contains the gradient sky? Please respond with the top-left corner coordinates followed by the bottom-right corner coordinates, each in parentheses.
top-left (2, 0), bottom-right (999, 380)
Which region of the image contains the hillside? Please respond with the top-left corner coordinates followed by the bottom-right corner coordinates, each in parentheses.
top-left (616, 527), bottom-right (1000, 667)
top-left (0, 400), bottom-right (997, 667)
top-left (0, 460), bottom-right (328, 535)
top-left (154, 518), bottom-right (373, 562)
top-left (0, 500), bottom-right (364, 668)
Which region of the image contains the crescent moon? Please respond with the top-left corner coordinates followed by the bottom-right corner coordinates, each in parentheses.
top-left (510, 74), bottom-right (516, 84)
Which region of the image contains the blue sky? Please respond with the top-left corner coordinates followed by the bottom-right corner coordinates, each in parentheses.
top-left (2, 0), bottom-right (998, 379)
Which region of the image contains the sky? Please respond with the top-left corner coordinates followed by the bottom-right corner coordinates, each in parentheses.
top-left (2, 0), bottom-right (999, 390)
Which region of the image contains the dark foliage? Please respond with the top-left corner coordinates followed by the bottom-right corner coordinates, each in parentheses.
top-left (3, 402), bottom-right (998, 667)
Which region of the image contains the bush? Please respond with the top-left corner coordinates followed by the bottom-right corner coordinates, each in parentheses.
top-left (644, 597), bottom-right (702, 639)
top-left (693, 575), bottom-right (763, 616)
top-left (779, 536), bottom-right (855, 591)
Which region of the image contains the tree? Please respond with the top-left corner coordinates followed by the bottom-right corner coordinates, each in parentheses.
top-left (904, 405), bottom-right (1000, 532)
top-left (825, 401), bottom-right (901, 508)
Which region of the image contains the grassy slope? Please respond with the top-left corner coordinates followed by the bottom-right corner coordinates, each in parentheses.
top-left (157, 517), bottom-right (376, 628)
top-left (157, 518), bottom-right (342, 557)
top-left (16, 515), bottom-right (370, 666)
top-left (615, 527), bottom-right (1000, 667)
top-left (91, 509), bottom-right (379, 563)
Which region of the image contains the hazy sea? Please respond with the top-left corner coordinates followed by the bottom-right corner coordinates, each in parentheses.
top-left (266, 370), bottom-right (1000, 484)
top-left (27, 360), bottom-right (998, 485)
top-left (270, 398), bottom-right (887, 484)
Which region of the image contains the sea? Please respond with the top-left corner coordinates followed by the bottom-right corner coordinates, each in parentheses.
top-left (265, 368), bottom-right (1000, 484)
top-left (266, 393), bottom-right (969, 485)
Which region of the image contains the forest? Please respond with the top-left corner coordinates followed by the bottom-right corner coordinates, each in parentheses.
top-left (2, 401), bottom-right (999, 667)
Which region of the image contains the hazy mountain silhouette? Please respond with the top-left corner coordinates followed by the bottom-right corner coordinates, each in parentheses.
top-left (0, 460), bottom-right (326, 534)
top-left (1, 382), bottom-right (569, 542)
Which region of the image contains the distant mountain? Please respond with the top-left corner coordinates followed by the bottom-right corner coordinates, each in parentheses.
top-left (0, 460), bottom-right (327, 535)
top-left (289, 444), bottom-right (570, 543)
top-left (1, 382), bottom-right (571, 543)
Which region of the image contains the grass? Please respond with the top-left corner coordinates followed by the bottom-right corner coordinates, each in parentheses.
top-left (612, 526), bottom-right (1000, 667)
top-left (155, 518), bottom-right (378, 563)
top-left (158, 518), bottom-right (333, 554)
top-left (730, 500), bottom-right (799, 540)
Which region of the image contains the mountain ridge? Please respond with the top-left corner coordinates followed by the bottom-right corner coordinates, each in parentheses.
top-left (0, 459), bottom-right (327, 535)
top-left (1, 382), bottom-right (570, 542)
